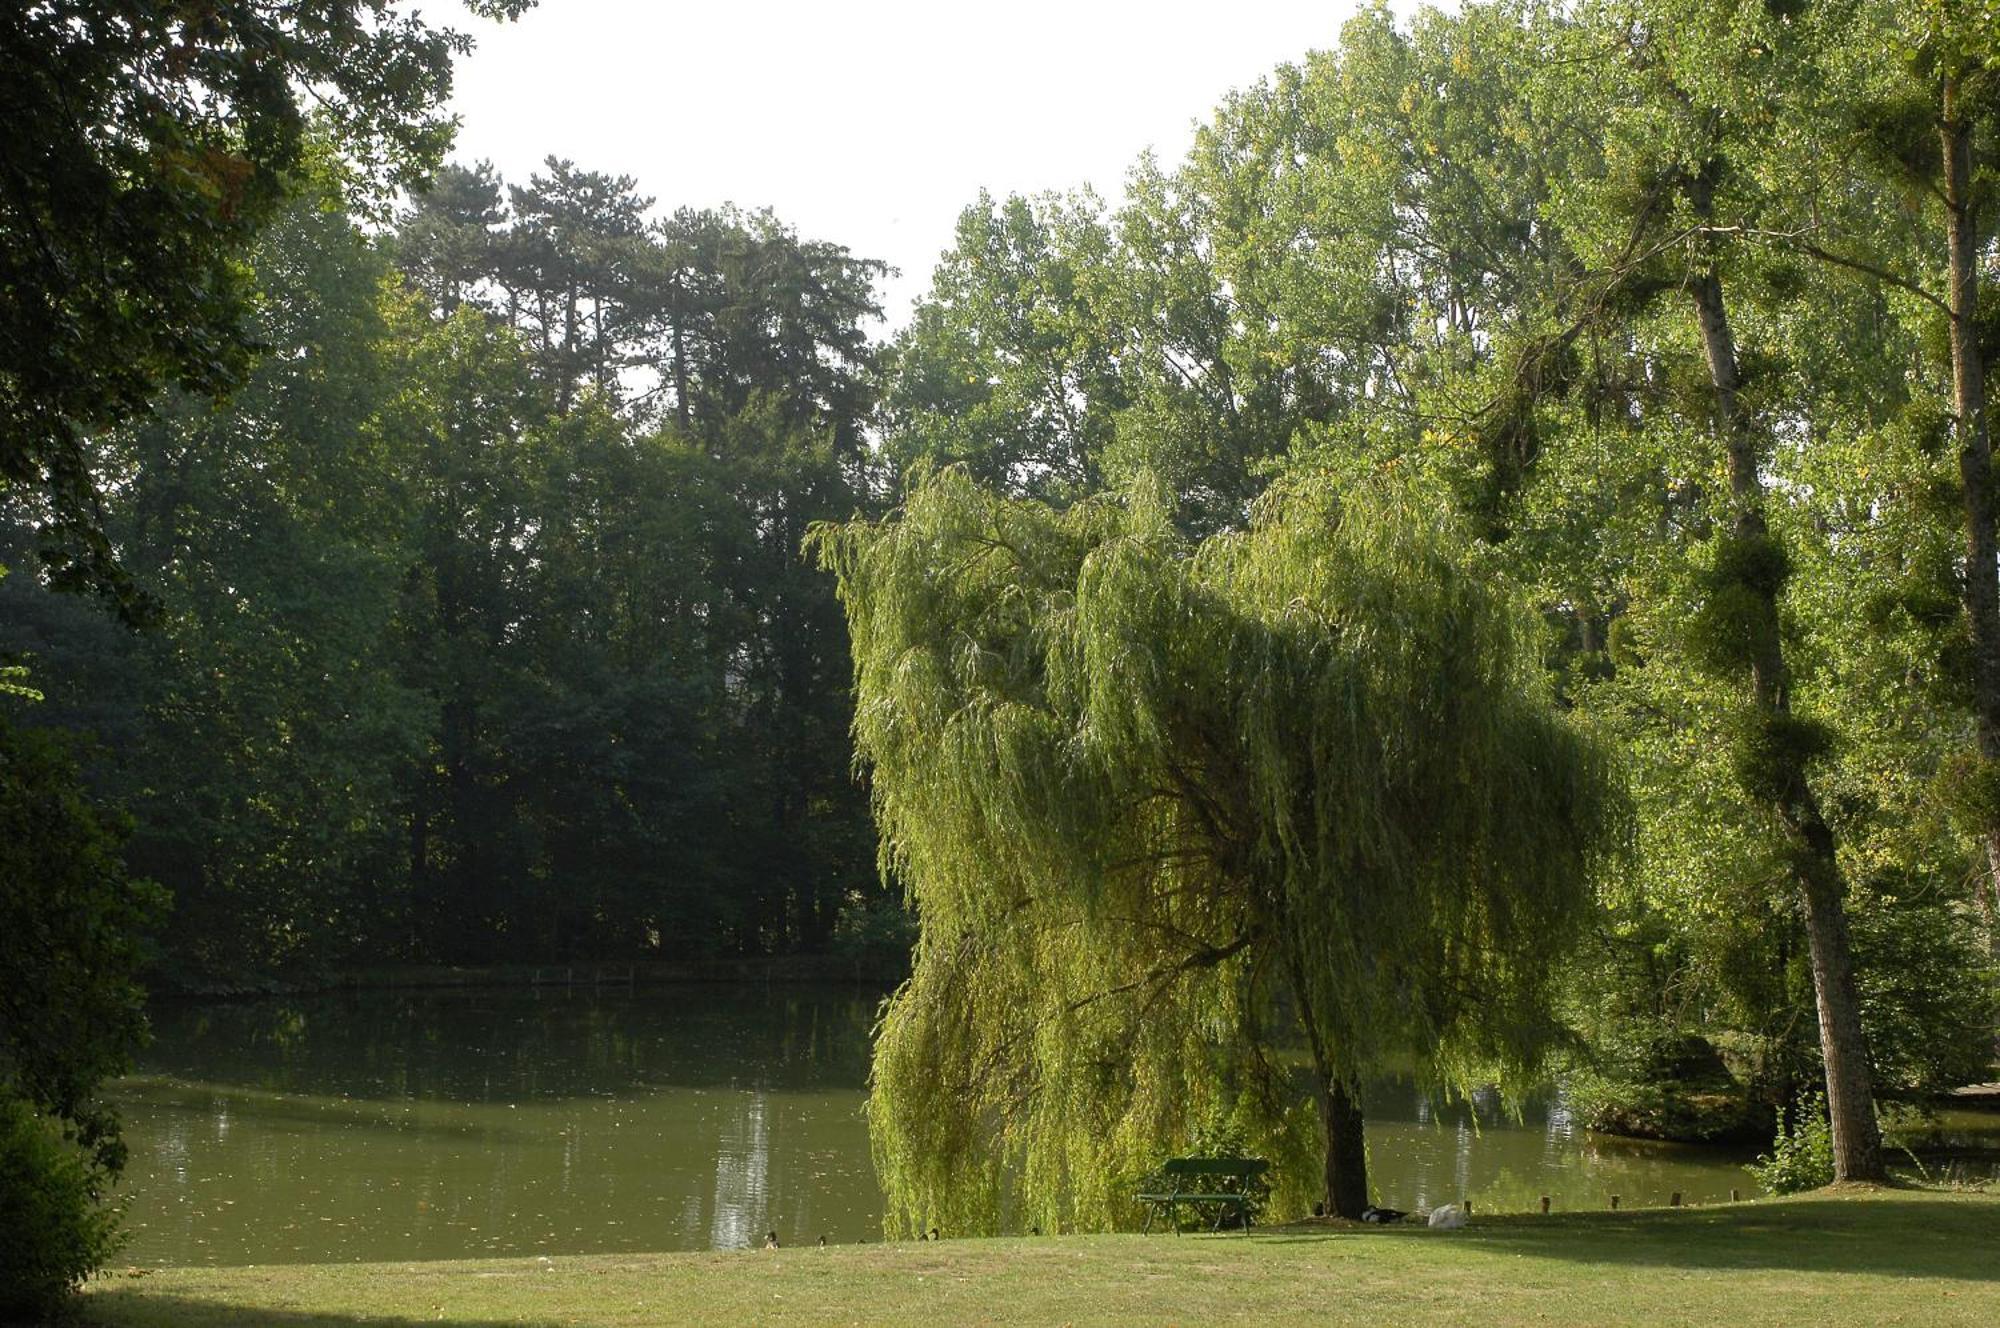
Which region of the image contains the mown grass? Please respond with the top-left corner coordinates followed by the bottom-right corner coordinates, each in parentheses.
top-left (81, 1186), bottom-right (1998, 1327)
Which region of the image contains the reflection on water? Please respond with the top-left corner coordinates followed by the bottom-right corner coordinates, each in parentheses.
top-left (114, 986), bottom-right (881, 1265)
top-left (1369, 1079), bottom-right (1759, 1214)
top-left (109, 987), bottom-right (2000, 1266)
top-left (1882, 1106), bottom-right (2000, 1190)
top-left (710, 1092), bottom-right (769, 1250)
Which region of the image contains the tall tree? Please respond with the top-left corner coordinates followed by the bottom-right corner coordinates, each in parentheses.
top-left (6, 185), bottom-right (434, 976)
top-left (815, 468), bottom-right (1624, 1227)
top-left (0, 711), bottom-right (164, 1318)
top-left (648, 206), bottom-right (888, 452)
top-left (884, 192), bottom-right (1124, 502)
top-left (0, 715), bottom-right (164, 1174)
top-left (379, 179), bottom-right (893, 965)
top-left (0, 0), bottom-right (530, 611)
top-left (501, 159), bottom-right (654, 414)
top-left (1356, 0), bottom-right (1899, 1178)
top-left (1783, 1), bottom-right (2000, 931)
top-left (878, 2), bottom-right (1996, 1175)
top-left (396, 160), bottom-right (509, 315)
top-left (1927, 17), bottom-right (2000, 914)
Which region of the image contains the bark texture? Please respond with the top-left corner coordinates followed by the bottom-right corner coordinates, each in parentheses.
top-left (1320, 1079), bottom-right (1369, 1221)
top-left (1288, 948), bottom-right (1371, 1218)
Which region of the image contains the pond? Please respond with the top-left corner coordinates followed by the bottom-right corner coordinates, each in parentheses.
top-left (108, 986), bottom-right (1997, 1265)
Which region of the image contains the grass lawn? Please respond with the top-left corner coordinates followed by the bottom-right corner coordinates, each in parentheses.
top-left (81, 1186), bottom-right (1998, 1327)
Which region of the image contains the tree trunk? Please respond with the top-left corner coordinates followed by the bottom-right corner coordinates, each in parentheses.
top-left (1687, 168), bottom-right (1886, 1181)
top-left (1795, 826), bottom-right (1886, 1180)
top-left (1940, 82), bottom-right (2000, 937)
top-left (593, 298), bottom-right (609, 395)
top-left (1286, 951), bottom-right (1370, 1218)
top-left (669, 299), bottom-right (693, 435)
top-left (1319, 1078), bottom-right (1368, 1220)
top-left (407, 797), bottom-right (429, 957)
top-left (557, 282), bottom-right (580, 416)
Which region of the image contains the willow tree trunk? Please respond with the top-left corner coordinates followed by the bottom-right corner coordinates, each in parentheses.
top-left (1688, 171), bottom-right (1886, 1181)
top-left (1941, 84), bottom-right (2000, 934)
top-left (1287, 950), bottom-right (1370, 1217)
top-left (1318, 1078), bottom-right (1368, 1220)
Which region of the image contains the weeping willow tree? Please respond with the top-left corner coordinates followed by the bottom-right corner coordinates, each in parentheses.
top-left (811, 466), bottom-right (1625, 1229)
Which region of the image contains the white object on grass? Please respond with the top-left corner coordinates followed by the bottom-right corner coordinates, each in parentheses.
top-left (1427, 1204), bottom-right (1467, 1230)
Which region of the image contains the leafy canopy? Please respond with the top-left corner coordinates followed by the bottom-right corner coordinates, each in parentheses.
top-left (814, 466), bottom-right (1626, 1233)
top-left (0, 0), bottom-right (530, 613)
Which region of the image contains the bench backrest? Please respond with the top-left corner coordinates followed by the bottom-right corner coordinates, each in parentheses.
top-left (1159, 1157), bottom-right (1268, 1178)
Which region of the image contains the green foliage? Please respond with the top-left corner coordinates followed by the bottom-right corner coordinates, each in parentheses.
top-left (0, 1095), bottom-right (123, 1323)
top-left (1685, 534), bottom-right (1791, 678)
top-left (830, 895), bottom-right (919, 974)
top-left (0, 664), bottom-right (40, 702)
top-left (399, 162), bottom-right (887, 445)
top-left (1933, 750), bottom-right (2000, 840)
top-left (0, 173), bottom-right (891, 978)
top-left (0, 1), bottom-right (531, 614)
top-left (1747, 1093), bottom-right (1837, 1195)
top-left (1849, 886), bottom-right (1999, 1098)
top-left (1731, 711), bottom-right (1834, 806)
top-left (0, 716), bottom-right (163, 1170)
top-left (1686, 581), bottom-right (1780, 677)
top-left (1713, 533), bottom-right (1794, 599)
top-left (1566, 1075), bottom-right (1773, 1145)
top-left (815, 466), bottom-right (1625, 1235)
top-left (882, 192), bottom-right (1121, 504)
top-left (0, 715), bottom-right (158, 1315)
top-left (1557, 899), bottom-right (1789, 1144)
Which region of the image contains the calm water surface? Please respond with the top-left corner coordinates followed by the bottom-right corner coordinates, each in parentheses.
top-left (109, 986), bottom-right (1997, 1265)
top-left (115, 986), bottom-right (877, 1266)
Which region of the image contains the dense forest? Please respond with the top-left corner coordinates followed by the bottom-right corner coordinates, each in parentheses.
top-left (3, 161), bottom-right (894, 977)
top-left (3, 0), bottom-right (1998, 1310)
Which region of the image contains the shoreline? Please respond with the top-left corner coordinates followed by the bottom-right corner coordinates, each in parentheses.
top-left (148, 954), bottom-right (906, 1001)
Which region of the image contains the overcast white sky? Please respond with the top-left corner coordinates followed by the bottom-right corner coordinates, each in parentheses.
top-left (447, 1), bottom-right (1370, 332)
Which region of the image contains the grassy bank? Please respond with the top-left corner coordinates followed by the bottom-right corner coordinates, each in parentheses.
top-left (82, 1187), bottom-right (1998, 1326)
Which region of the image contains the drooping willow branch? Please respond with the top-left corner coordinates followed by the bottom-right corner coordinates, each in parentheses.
top-left (815, 466), bottom-right (1627, 1235)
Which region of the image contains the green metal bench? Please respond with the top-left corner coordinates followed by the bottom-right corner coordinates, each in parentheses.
top-left (1137, 1157), bottom-right (1270, 1233)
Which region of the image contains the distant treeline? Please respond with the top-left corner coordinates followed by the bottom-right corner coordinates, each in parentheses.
top-left (2, 160), bottom-right (897, 981)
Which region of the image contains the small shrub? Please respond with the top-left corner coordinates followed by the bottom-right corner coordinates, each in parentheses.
top-left (1746, 1092), bottom-right (1835, 1195)
top-left (1567, 1075), bottom-right (1772, 1145)
top-left (0, 1095), bottom-right (123, 1322)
